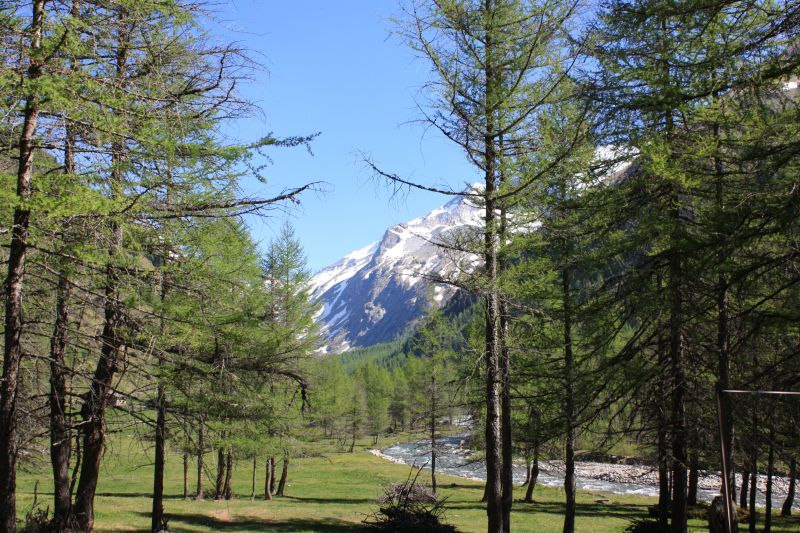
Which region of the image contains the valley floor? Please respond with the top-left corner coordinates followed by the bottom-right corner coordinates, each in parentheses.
top-left (14, 438), bottom-right (800, 532)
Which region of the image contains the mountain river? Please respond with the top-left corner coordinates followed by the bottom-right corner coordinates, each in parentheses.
top-left (375, 435), bottom-right (797, 509)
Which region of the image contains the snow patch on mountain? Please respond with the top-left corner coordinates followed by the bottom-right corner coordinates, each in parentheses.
top-left (311, 241), bottom-right (379, 299)
top-left (310, 193), bottom-right (483, 354)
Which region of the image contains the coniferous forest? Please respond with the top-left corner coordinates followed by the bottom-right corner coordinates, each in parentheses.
top-left (1, 1), bottom-right (799, 533)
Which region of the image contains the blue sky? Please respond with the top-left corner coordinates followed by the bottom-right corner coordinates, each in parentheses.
top-left (212, 1), bottom-right (479, 273)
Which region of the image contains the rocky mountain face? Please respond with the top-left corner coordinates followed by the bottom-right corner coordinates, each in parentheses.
top-left (309, 194), bottom-right (482, 353)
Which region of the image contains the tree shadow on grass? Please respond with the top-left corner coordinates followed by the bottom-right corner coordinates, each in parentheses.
top-left (754, 515), bottom-right (800, 533)
top-left (445, 498), bottom-right (651, 521)
top-left (137, 511), bottom-right (359, 532)
top-left (96, 491), bottom-right (207, 499)
top-left (283, 495), bottom-right (376, 505)
top-left (440, 483), bottom-right (484, 491)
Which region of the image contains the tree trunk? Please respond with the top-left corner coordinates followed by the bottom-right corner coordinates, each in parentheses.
top-left (195, 420), bottom-right (205, 500)
top-left (498, 162), bottom-right (512, 532)
top-left (657, 338), bottom-right (671, 529)
top-left (50, 274), bottom-right (73, 529)
top-left (748, 442), bottom-right (757, 533)
top-left (781, 457), bottom-right (796, 516)
top-left (269, 456), bottom-right (276, 495)
top-left (152, 260), bottom-right (169, 533)
top-left (250, 455), bottom-right (256, 500)
top-left (276, 457), bottom-right (289, 497)
top-left (50, 100), bottom-right (78, 531)
top-left (669, 247), bottom-right (688, 533)
top-left (223, 451), bottom-right (233, 500)
top-left (659, 26), bottom-right (687, 531)
top-left (687, 451), bottom-right (699, 507)
top-left (524, 444), bottom-right (539, 503)
top-left (740, 468), bottom-right (749, 509)
top-left (764, 427), bottom-right (774, 533)
top-left (483, 196), bottom-right (504, 533)
top-left (562, 264), bottom-right (576, 533)
top-left (73, 30), bottom-right (130, 529)
top-left (214, 447), bottom-right (225, 499)
top-left (151, 384), bottom-right (166, 531)
top-left (430, 374), bottom-right (437, 496)
top-left (714, 119), bottom-right (736, 504)
top-left (264, 457), bottom-right (273, 500)
top-left (482, 17), bottom-right (504, 531)
top-left (0, 2), bottom-right (45, 529)
top-left (523, 459), bottom-right (531, 486)
top-left (183, 452), bottom-right (189, 500)
top-left (70, 433), bottom-right (81, 499)
top-left (73, 214), bottom-right (125, 530)
top-left (499, 300), bottom-right (512, 533)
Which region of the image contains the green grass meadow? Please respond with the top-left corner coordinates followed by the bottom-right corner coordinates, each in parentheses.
top-left (15, 436), bottom-right (800, 532)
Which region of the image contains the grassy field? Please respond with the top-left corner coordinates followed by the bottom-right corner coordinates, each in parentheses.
top-left (14, 436), bottom-right (800, 532)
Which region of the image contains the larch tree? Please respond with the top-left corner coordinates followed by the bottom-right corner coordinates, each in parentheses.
top-left (370, 1), bottom-right (586, 530)
top-left (0, 0), bottom-right (319, 530)
top-left (589, 2), bottom-right (800, 531)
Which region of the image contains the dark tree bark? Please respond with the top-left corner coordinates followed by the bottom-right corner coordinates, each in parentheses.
top-left (0, 2), bottom-right (45, 529)
top-left (499, 299), bottom-right (512, 533)
top-left (714, 114), bottom-right (736, 506)
top-left (264, 457), bottom-right (273, 500)
top-left (740, 468), bottom-right (749, 509)
top-left (524, 443), bottom-right (539, 503)
top-left (276, 457), bottom-right (289, 497)
top-left (150, 331), bottom-right (166, 531)
top-left (781, 457), bottom-right (796, 516)
top-left (658, 19), bottom-right (687, 530)
top-left (195, 420), bottom-right (205, 500)
top-left (151, 266), bottom-right (168, 532)
top-left (669, 246), bottom-right (688, 533)
top-left (562, 264), bottom-right (576, 533)
top-left (72, 28), bottom-right (130, 529)
top-left (70, 433), bottom-right (81, 499)
top-left (764, 428), bottom-right (774, 533)
top-left (748, 443), bottom-right (757, 533)
top-left (481, 15), bottom-right (505, 530)
top-left (183, 452), bottom-right (189, 500)
top-left (687, 451), bottom-right (699, 507)
top-left (483, 173), bottom-right (504, 533)
top-left (430, 374), bottom-right (437, 496)
top-left (214, 447), bottom-right (225, 499)
top-left (50, 274), bottom-right (73, 530)
top-left (269, 456), bottom-right (276, 497)
top-left (497, 129), bottom-right (513, 533)
top-left (50, 79), bottom-right (79, 531)
top-left (657, 338), bottom-right (671, 529)
top-left (223, 451), bottom-right (233, 500)
top-left (251, 455), bottom-right (257, 500)
top-left (72, 156), bottom-right (125, 531)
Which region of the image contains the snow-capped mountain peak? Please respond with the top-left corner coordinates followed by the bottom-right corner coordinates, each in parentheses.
top-left (310, 194), bottom-right (482, 354)
top-left (310, 241), bottom-right (378, 300)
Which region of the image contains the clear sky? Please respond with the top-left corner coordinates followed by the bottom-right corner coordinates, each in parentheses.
top-left (211, 1), bottom-right (479, 273)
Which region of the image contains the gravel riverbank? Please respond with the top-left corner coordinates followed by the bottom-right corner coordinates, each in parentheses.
top-left (373, 437), bottom-right (797, 509)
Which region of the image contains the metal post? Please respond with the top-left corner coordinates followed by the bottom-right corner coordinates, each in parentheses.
top-left (716, 382), bottom-right (735, 532)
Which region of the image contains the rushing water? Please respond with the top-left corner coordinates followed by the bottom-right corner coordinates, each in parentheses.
top-left (379, 435), bottom-right (796, 509)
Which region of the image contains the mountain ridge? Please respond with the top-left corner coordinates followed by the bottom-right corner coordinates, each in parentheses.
top-left (310, 193), bottom-right (482, 353)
